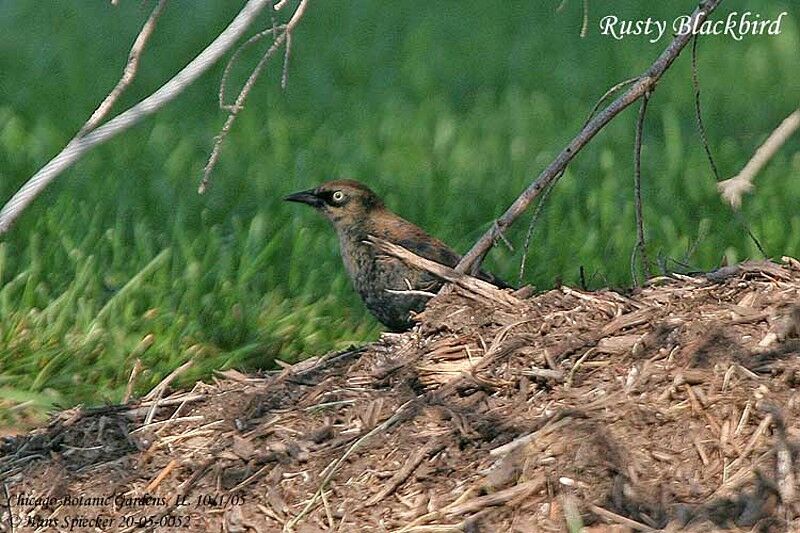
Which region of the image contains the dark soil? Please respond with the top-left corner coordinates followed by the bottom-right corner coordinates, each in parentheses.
top-left (2, 259), bottom-right (800, 532)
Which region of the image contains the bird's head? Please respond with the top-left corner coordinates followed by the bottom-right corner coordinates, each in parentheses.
top-left (284, 179), bottom-right (385, 229)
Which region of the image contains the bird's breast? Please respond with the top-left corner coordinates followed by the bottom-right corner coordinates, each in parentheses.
top-left (335, 232), bottom-right (441, 330)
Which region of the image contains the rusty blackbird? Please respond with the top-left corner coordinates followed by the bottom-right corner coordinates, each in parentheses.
top-left (285, 179), bottom-right (509, 331)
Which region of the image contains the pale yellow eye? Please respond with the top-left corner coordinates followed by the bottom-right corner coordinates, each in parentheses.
top-left (332, 191), bottom-right (345, 203)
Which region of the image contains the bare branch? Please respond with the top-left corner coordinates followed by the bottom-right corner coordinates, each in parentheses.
top-left (456, 0), bottom-right (724, 275)
top-left (632, 93), bottom-right (650, 286)
top-left (219, 24), bottom-right (287, 111)
top-left (198, 0), bottom-right (311, 194)
top-left (0, 0), bottom-right (275, 236)
top-left (80, 0), bottom-right (169, 136)
top-left (718, 108), bottom-right (800, 209)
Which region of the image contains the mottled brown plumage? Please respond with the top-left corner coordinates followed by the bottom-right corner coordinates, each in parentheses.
top-left (285, 179), bottom-right (510, 331)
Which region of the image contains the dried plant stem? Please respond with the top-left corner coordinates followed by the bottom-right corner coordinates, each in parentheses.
top-left (444, 477), bottom-right (545, 517)
top-left (456, 0), bottom-right (724, 275)
top-left (143, 359), bottom-right (194, 425)
top-left (589, 504), bottom-right (655, 532)
top-left (718, 108), bottom-right (800, 209)
top-left (284, 399), bottom-right (416, 532)
top-left (580, 0), bottom-right (589, 38)
top-left (122, 358), bottom-right (143, 404)
top-left (218, 24), bottom-right (287, 111)
top-left (0, 0), bottom-right (275, 236)
top-left (198, 0), bottom-right (310, 194)
top-left (366, 441), bottom-right (443, 506)
top-left (367, 236), bottom-right (522, 309)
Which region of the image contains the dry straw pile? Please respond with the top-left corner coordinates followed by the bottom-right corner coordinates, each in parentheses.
top-left (3, 258), bottom-right (800, 532)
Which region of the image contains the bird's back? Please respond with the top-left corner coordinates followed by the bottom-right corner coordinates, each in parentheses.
top-left (368, 209), bottom-right (510, 288)
top-left (335, 207), bottom-right (509, 330)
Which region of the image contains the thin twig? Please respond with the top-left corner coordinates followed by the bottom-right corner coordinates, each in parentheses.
top-left (580, 0), bottom-right (589, 38)
top-left (566, 348), bottom-right (594, 388)
top-left (455, 0), bottom-right (724, 275)
top-left (143, 359), bottom-right (194, 425)
top-left (385, 288), bottom-right (437, 298)
top-left (144, 458), bottom-right (178, 492)
top-left (682, 218), bottom-right (710, 266)
top-left (321, 488), bottom-right (335, 531)
top-left (691, 36), bottom-right (720, 181)
top-left (0, 0), bottom-right (275, 235)
top-left (281, 32), bottom-right (293, 90)
top-left (691, 35), bottom-right (768, 258)
top-left (489, 414), bottom-right (575, 457)
top-left (268, 0), bottom-right (278, 41)
top-left (518, 175), bottom-right (557, 285)
top-left (122, 358), bottom-right (143, 404)
top-left (127, 458), bottom-right (214, 533)
top-left (493, 221), bottom-right (515, 251)
top-left (555, 0), bottom-right (590, 37)
top-left (632, 92), bottom-right (650, 286)
top-left (367, 236), bottom-right (522, 309)
top-left (583, 77), bottom-right (640, 128)
top-left (444, 477), bottom-right (545, 517)
top-left (79, 0), bottom-right (169, 136)
top-left (588, 504), bottom-right (655, 532)
top-left (219, 25), bottom-right (287, 111)
top-left (199, 0), bottom-right (310, 194)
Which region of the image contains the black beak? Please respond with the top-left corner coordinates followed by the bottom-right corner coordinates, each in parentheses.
top-left (284, 188), bottom-right (323, 208)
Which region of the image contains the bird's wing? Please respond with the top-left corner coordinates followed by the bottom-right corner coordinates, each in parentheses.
top-left (376, 214), bottom-right (513, 289)
top-left (395, 234), bottom-right (513, 289)
top-left (395, 236), bottom-right (461, 269)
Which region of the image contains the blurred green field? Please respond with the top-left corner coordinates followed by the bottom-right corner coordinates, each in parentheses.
top-left (0, 0), bottom-right (798, 425)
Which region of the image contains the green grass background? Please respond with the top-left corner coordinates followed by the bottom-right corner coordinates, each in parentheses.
top-left (0, 0), bottom-right (798, 425)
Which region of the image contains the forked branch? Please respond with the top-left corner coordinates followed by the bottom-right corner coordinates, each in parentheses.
top-left (199, 0), bottom-right (311, 193)
top-left (80, 0), bottom-right (169, 136)
top-left (0, 0), bottom-right (276, 236)
top-left (456, 0), bottom-right (724, 275)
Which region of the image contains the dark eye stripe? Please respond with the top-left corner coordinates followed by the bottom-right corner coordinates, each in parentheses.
top-left (316, 190), bottom-right (334, 204)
